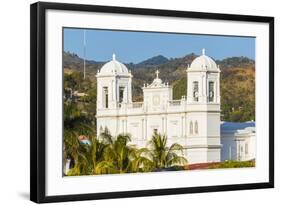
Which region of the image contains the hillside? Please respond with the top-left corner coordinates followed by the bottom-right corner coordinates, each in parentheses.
top-left (63, 52), bottom-right (255, 122)
top-left (137, 55), bottom-right (169, 66)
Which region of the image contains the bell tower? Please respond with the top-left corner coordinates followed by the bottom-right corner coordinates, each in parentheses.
top-left (187, 48), bottom-right (220, 104)
top-left (96, 54), bottom-right (132, 110)
top-left (96, 54), bottom-right (133, 137)
top-left (186, 49), bottom-right (221, 163)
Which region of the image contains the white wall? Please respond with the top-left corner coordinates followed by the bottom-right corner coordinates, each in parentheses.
top-left (221, 133), bottom-right (237, 161)
top-left (0, 0), bottom-right (279, 205)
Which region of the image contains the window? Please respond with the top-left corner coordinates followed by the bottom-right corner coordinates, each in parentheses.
top-left (103, 87), bottom-right (108, 108)
top-left (119, 86), bottom-right (125, 103)
top-left (208, 81), bottom-right (214, 102)
top-left (245, 143), bottom-right (248, 155)
top-left (193, 81), bottom-right (199, 102)
top-left (194, 121), bottom-right (198, 134)
top-left (189, 121), bottom-right (193, 135)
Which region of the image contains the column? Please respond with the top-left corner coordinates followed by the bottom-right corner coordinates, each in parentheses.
top-left (202, 74), bottom-right (206, 103)
top-left (126, 86), bottom-right (128, 103)
top-left (141, 118), bottom-right (144, 139)
top-left (125, 119), bottom-right (127, 133)
top-left (122, 120), bottom-right (124, 134)
top-left (181, 115), bottom-right (184, 137)
top-left (111, 79), bottom-right (115, 108)
top-left (162, 117), bottom-right (164, 134)
top-left (110, 79), bottom-right (113, 101)
top-left (116, 118), bottom-right (118, 136)
top-left (217, 73), bottom-right (220, 103)
top-left (201, 74), bottom-right (204, 103)
top-left (165, 116), bottom-right (167, 135)
top-left (145, 117), bottom-right (147, 139)
top-left (97, 83), bottom-right (102, 109)
top-left (128, 76), bottom-right (132, 103)
top-left (185, 113), bottom-right (187, 137)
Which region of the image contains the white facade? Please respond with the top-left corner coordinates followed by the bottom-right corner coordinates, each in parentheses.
top-left (96, 50), bottom-right (222, 164)
top-left (221, 122), bottom-right (256, 161)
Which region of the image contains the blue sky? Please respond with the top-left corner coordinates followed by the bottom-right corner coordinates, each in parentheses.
top-left (63, 28), bottom-right (255, 63)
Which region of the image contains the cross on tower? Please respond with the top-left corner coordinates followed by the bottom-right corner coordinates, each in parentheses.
top-left (202, 48), bottom-right (206, 55)
top-left (156, 70), bottom-right (159, 79)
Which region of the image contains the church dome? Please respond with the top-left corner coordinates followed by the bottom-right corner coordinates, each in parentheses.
top-left (189, 49), bottom-right (219, 71)
top-left (99, 54), bottom-right (129, 75)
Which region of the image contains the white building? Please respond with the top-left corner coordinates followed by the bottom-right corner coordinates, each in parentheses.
top-left (96, 49), bottom-right (222, 164)
top-left (221, 122), bottom-right (256, 161)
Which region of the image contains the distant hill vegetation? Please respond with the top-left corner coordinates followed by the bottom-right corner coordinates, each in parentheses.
top-left (137, 55), bottom-right (169, 66)
top-left (63, 51), bottom-right (255, 122)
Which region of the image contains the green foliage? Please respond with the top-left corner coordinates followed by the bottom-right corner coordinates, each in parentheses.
top-left (216, 57), bottom-right (255, 69)
top-left (63, 101), bottom-right (95, 176)
top-left (209, 160), bottom-right (255, 169)
top-left (137, 55), bottom-right (169, 66)
top-left (65, 124), bottom-right (188, 175)
top-left (220, 67), bottom-right (255, 122)
top-left (148, 133), bottom-right (187, 169)
top-left (172, 77), bottom-right (187, 100)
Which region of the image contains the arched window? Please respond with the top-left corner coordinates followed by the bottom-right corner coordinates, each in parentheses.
top-left (103, 87), bottom-right (109, 108)
top-left (119, 86), bottom-right (125, 103)
top-left (189, 121), bottom-right (193, 135)
top-left (208, 81), bottom-right (214, 102)
top-left (193, 81), bottom-right (199, 102)
top-left (194, 121), bottom-right (198, 134)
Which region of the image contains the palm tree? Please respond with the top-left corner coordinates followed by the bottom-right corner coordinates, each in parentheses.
top-left (113, 134), bottom-right (133, 173)
top-left (100, 133), bottom-right (133, 174)
top-left (63, 102), bottom-right (95, 175)
top-left (94, 161), bottom-right (116, 174)
top-left (86, 129), bottom-right (132, 174)
top-left (148, 133), bottom-right (188, 170)
top-left (129, 147), bottom-right (154, 172)
top-left (99, 127), bottom-right (113, 145)
top-left (66, 121), bottom-right (188, 175)
top-left (84, 134), bottom-right (117, 175)
top-left (94, 131), bottom-right (153, 174)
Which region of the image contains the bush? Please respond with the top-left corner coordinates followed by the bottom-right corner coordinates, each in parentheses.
top-left (209, 160), bottom-right (255, 169)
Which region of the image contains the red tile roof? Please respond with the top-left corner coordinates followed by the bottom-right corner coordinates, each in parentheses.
top-left (186, 162), bottom-right (220, 170)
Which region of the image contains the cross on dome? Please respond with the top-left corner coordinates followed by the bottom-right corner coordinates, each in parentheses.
top-left (188, 48), bottom-right (219, 71)
top-left (98, 53), bottom-right (129, 75)
top-left (156, 70), bottom-right (159, 79)
top-left (202, 48), bottom-right (206, 55)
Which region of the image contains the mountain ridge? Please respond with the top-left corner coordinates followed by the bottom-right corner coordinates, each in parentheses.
top-left (63, 51), bottom-right (255, 122)
top-left (64, 51), bottom-right (255, 69)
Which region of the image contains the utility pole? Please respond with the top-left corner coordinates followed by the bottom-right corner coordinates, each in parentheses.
top-left (83, 30), bottom-right (86, 80)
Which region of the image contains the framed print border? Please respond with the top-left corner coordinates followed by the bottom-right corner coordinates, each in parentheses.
top-left (30, 1), bottom-right (274, 203)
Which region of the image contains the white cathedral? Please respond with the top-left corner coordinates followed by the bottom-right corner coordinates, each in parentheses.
top-left (96, 49), bottom-right (223, 164)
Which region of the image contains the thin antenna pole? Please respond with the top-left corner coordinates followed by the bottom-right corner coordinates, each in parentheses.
top-left (83, 30), bottom-right (86, 79)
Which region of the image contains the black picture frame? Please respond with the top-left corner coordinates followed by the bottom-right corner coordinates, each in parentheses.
top-left (30, 1), bottom-right (274, 203)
